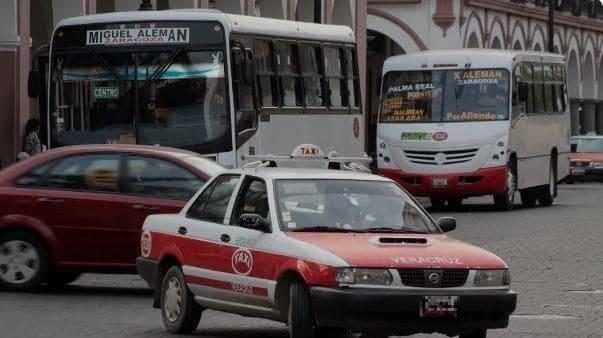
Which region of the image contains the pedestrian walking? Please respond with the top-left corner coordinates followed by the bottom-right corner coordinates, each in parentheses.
top-left (22, 118), bottom-right (42, 157)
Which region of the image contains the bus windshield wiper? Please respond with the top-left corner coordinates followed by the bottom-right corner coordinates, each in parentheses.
top-left (365, 227), bottom-right (430, 234)
top-left (88, 48), bottom-right (123, 81)
top-left (291, 226), bottom-right (366, 233)
top-left (148, 47), bottom-right (184, 81)
top-left (453, 62), bottom-right (471, 116)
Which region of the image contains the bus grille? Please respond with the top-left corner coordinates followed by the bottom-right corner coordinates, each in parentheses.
top-left (403, 148), bottom-right (479, 165)
top-left (398, 269), bottom-right (469, 288)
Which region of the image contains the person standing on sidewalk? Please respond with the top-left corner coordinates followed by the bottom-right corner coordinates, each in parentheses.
top-left (22, 118), bottom-right (42, 157)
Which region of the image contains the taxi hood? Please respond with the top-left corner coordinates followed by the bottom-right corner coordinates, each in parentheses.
top-left (286, 232), bottom-right (507, 269)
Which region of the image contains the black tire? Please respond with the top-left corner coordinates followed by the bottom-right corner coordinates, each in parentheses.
top-left (160, 266), bottom-right (202, 334)
top-left (565, 176), bottom-right (575, 184)
top-left (460, 329), bottom-right (487, 338)
top-left (47, 271), bottom-right (81, 287)
top-left (315, 327), bottom-right (348, 338)
top-left (446, 198), bottom-right (463, 210)
top-left (289, 282), bottom-right (315, 338)
top-left (520, 189), bottom-right (537, 208)
top-left (538, 160), bottom-right (556, 207)
top-left (0, 231), bottom-right (49, 291)
top-left (429, 197), bottom-right (446, 210)
top-left (493, 162), bottom-right (517, 211)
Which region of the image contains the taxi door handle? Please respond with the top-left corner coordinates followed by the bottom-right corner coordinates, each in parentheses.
top-left (133, 204), bottom-right (159, 212)
top-left (37, 197), bottom-right (64, 205)
top-left (220, 234), bottom-right (231, 243)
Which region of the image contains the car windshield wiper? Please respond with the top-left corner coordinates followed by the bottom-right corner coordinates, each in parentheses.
top-left (365, 227), bottom-right (430, 234)
top-left (291, 226), bottom-right (367, 233)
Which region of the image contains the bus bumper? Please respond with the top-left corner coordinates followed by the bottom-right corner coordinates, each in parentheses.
top-left (378, 166), bottom-right (507, 197)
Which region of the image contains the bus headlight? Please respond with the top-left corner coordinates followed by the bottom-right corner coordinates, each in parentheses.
top-left (335, 268), bottom-right (393, 285)
top-left (474, 269), bottom-right (511, 287)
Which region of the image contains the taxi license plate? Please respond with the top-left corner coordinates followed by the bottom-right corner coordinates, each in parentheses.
top-left (420, 296), bottom-right (459, 317)
top-left (571, 168), bottom-right (585, 175)
top-left (432, 178), bottom-right (448, 187)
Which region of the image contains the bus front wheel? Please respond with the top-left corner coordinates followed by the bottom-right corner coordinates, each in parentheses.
top-left (493, 162), bottom-right (516, 211)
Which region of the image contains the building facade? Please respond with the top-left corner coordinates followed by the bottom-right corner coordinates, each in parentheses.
top-left (1, 0), bottom-right (602, 167)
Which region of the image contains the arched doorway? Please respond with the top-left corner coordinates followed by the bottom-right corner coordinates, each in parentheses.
top-left (567, 50), bottom-right (581, 134)
top-left (255, 0), bottom-right (284, 19)
top-left (466, 32), bottom-right (480, 48)
top-left (491, 37), bottom-right (503, 49)
top-left (512, 40), bottom-right (522, 50)
top-left (366, 29), bottom-right (405, 155)
top-left (209, 0), bottom-right (242, 14)
top-left (332, 0), bottom-right (353, 28)
top-left (581, 52), bottom-right (596, 133)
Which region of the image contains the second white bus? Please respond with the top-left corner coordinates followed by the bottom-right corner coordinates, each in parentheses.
top-left (376, 50), bottom-right (570, 210)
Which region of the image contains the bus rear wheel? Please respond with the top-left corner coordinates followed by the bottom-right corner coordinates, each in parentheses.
top-left (538, 160), bottom-right (556, 207)
top-left (520, 189), bottom-right (538, 208)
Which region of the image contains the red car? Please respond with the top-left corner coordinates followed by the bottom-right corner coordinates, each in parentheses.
top-left (0, 145), bottom-right (223, 291)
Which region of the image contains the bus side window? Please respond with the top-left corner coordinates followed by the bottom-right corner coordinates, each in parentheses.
top-left (299, 44), bottom-right (325, 108)
top-left (532, 63), bottom-right (545, 114)
top-left (345, 47), bottom-right (360, 110)
top-left (521, 62), bottom-right (534, 114)
top-left (553, 64), bottom-right (567, 113)
top-left (543, 64), bottom-right (554, 113)
top-left (512, 64), bottom-right (521, 107)
top-left (254, 40), bottom-right (278, 107)
top-left (324, 46), bottom-right (346, 108)
top-left (231, 44), bottom-right (258, 147)
top-left (275, 42), bottom-right (302, 107)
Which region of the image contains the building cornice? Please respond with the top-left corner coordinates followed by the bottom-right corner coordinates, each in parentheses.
top-left (465, 0), bottom-right (603, 33)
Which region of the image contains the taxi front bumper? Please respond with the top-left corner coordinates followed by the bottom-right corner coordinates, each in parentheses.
top-left (310, 287), bottom-right (516, 336)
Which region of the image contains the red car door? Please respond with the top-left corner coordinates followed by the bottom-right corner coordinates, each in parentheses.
top-left (27, 153), bottom-right (131, 267)
top-left (117, 155), bottom-right (207, 264)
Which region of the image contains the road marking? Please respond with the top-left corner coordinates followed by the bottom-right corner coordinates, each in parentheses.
top-left (565, 290), bottom-right (603, 294)
top-left (511, 314), bottom-right (580, 320)
top-left (541, 304), bottom-right (602, 310)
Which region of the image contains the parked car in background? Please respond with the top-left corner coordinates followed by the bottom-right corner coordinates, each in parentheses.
top-left (0, 145), bottom-right (223, 291)
top-left (567, 134), bottom-right (603, 183)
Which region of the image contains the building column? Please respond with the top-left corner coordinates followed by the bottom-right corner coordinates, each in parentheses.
top-left (581, 100), bottom-right (596, 134)
top-left (596, 101), bottom-right (603, 135)
top-left (570, 99), bottom-right (581, 136)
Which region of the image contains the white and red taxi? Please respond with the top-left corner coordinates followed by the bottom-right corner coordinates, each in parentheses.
top-left (136, 167), bottom-right (516, 338)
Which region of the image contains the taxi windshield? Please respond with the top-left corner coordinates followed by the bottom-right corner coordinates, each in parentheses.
top-left (275, 179), bottom-right (437, 233)
top-left (572, 137), bottom-right (603, 153)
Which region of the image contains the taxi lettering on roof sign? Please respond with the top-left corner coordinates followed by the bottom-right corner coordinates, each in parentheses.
top-left (292, 144), bottom-right (324, 157)
top-left (137, 167), bottom-right (516, 337)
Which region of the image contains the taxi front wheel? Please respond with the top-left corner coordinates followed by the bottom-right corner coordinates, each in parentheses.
top-left (160, 266), bottom-right (202, 334)
top-left (289, 282), bottom-right (316, 338)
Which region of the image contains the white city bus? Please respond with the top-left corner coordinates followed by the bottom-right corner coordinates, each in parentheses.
top-left (42, 10), bottom-right (365, 168)
top-left (376, 50), bottom-right (570, 210)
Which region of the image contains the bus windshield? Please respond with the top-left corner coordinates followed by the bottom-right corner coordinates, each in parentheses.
top-left (50, 48), bottom-right (227, 149)
top-left (380, 68), bottom-right (510, 123)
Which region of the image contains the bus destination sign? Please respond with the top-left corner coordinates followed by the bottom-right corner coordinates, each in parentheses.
top-left (86, 27), bottom-right (190, 46)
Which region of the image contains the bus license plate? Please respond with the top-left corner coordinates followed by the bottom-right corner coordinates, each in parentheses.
top-left (432, 178), bottom-right (448, 187)
top-left (420, 296), bottom-right (458, 317)
top-left (571, 168), bottom-right (585, 175)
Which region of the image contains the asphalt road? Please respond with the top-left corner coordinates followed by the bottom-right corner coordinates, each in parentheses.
top-left (1, 183), bottom-right (603, 338)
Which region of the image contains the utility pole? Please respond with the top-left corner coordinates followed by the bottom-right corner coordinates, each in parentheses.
top-left (314, 0), bottom-right (322, 23)
top-left (548, 0), bottom-right (555, 52)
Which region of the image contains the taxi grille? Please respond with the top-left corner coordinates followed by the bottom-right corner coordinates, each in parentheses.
top-left (398, 269), bottom-right (469, 288)
top-left (403, 148), bottom-right (479, 165)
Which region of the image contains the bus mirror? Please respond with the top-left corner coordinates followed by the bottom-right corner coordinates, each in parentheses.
top-left (27, 70), bottom-right (40, 98)
top-left (243, 48), bottom-right (255, 85)
top-left (518, 82), bottom-right (529, 102)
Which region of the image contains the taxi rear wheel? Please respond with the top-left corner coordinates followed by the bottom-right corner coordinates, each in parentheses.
top-left (288, 282), bottom-right (315, 338)
top-left (460, 328), bottom-right (487, 338)
top-left (160, 266), bottom-right (202, 334)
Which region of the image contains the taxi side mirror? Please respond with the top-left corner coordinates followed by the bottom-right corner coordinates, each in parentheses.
top-left (437, 217), bottom-right (456, 233)
top-left (239, 213), bottom-right (271, 233)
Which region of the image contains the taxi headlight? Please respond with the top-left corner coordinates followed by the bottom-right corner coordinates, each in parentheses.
top-left (474, 269), bottom-right (510, 287)
top-left (335, 268), bottom-right (393, 285)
